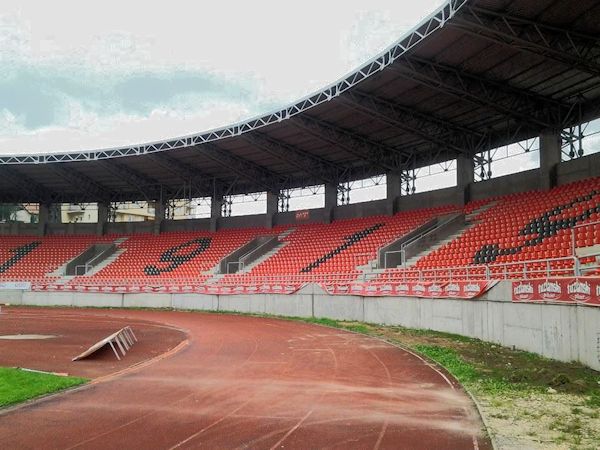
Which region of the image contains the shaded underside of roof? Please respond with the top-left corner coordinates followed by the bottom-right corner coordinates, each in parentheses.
top-left (1, 0), bottom-right (599, 203)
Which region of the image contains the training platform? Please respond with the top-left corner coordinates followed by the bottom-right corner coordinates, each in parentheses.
top-left (72, 326), bottom-right (137, 361)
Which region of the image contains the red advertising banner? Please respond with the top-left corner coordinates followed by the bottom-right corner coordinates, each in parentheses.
top-left (295, 210), bottom-right (310, 221)
top-left (320, 281), bottom-right (497, 299)
top-left (32, 283), bottom-right (305, 296)
top-left (512, 278), bottom-right (600, 306)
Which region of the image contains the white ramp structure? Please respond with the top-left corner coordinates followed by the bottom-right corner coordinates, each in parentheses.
top-left (72, 326), bottom-right (137, 361)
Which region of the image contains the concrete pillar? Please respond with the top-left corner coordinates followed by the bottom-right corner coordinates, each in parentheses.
top-left (38, 203), bottom-right (49, 236)
top-left (324, 182), bottom-right (337, 224)
top-left (210, 195), bottom-right (223, 232)
top-left (153, 201), bottom-right (165, 235)
top-left (386, 172), bottom-right (401, 215)
top-left (265, 190), bottom-right (278, 229)
top-left (456, 154), bottom-right (475, 206)
top-left (96, 202), bottom-right (108, 236)
top-left (539, 130), bottom-right (561, 190)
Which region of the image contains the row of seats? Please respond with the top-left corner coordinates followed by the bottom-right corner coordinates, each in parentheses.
top-left (0, 235), bottom-right (112, 280)
top-left (415, 178), bottom-right (600, 269)
top-left (219, 206), bottom-right (457, 286)
top-left (0, 177), bottom-right (598, 285)
top-left (377, 178), bottom-right (600, 281)
top-left (86, 228), bottom-right (279, 282)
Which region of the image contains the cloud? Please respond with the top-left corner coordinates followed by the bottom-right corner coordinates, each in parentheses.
top-left (0, 1), bottom-right (446, 153)
top-left (0, 64), bottom-right (265, 130)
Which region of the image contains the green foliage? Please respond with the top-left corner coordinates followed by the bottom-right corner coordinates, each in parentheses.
top-left (0, 367), bottom-right (87, 408)
top-left (414, 345), bottom-right (479, 383)
top-left (0, 204), bottom-right (21, 222)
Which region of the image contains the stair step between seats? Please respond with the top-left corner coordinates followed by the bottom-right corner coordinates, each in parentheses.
top-left (239, 241), bottom-right (289, 274)
top-left (404, 222), bottom-right (475, 267)
top-left (79, 237), bottom-right (130, 276)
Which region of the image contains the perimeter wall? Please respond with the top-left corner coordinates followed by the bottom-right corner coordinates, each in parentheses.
top-left (3, 281), bottom-right (599, 371)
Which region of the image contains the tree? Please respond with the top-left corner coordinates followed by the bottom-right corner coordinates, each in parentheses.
top-left (0, 204), bottom-right (24, 222)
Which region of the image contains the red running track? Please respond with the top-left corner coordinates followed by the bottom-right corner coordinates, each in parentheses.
top-left (0, 308), bottom-right (490, 449)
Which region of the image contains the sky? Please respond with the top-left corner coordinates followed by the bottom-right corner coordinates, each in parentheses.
top-left (2, 0), bottom-right (598, 218)
top-left (0, 0), bottom-right (446, 155)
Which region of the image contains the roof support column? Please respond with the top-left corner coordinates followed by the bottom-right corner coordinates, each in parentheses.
top-left (386, 172), bottom-right (401, 216)
top-left (96, 202), bottom-right (108, 236)
top-left (38, 203), bottom-right (49, 236)
top-left (456, 154), bottom-right (474, 206)
top-left (324, 182), bottom-right (337, 224)
top-left (539, 130), bottom-right (561, 191)
top-left (265, 190), bottom-right (278, 229)
top-left (153, 201), bottom-right (165, 235)
top-left (210, 195), bottom-right (223, 232)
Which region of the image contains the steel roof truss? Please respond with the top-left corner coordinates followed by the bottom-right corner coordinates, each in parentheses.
top-left (454, 6), bottom-right (600, 78)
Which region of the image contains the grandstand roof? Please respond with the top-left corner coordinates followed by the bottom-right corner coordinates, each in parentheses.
top-left (1, 0), bottom-right (599, 204)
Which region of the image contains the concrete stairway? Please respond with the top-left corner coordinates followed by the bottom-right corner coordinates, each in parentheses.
top-left (82, 237), bottom-right (129, 276)
top-left (203, 273), bottom-right (225, 284)
top-left (239, 241), bottom-right (289, 274)
top-left (237, 228), bottom-right (296, 274)
top-left (403, 223), bottom-right (473, 267)
top-left (205, 228), bottom-right (297, 282)
top-left (50, 275), bottom-right (76, 285)
top-left (465, 200), bottom-right (497, 221)
top-left (403, 202), bottom-right (497, 267)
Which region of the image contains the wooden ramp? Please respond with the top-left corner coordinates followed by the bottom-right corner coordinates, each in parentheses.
top-left (72, 326), bottom-right (137, 361)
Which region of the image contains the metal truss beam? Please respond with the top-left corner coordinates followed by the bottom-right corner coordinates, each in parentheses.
top-left (452, 6), bottom-right (600, 78)
top-left (49, 165), bottom-right (115, 204)
top-left (341, 90), bottom-right (484, 155)
top-left (98, 161), bottom-right (165, 200)
top-left (242, 132), bottom-right (341, 184)
top-left (0, 1), bottom-right (467, 166)
top-left (389, 56), bottom-right (570, 129)
top-left (197, 143), bottom-right (285, 192)
top-left (0, 167), bottom-right (60, 203)
top-left (293, 115), bottom-right (411, 173)
top-left (146, 153), bottom-right (215, 195)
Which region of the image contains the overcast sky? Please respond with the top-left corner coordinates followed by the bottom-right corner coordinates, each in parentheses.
top-left (0, 0), bottom-right (446, 155)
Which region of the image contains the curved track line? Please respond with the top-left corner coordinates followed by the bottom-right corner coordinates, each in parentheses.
top-left (269, 410), bottom-right (314, 450)
top-left (0, 309), bottom-right (491, 449)
top-left (168, 402), bottom-right (250, 450)
top-left (368, 350), bottom-right (392, 450)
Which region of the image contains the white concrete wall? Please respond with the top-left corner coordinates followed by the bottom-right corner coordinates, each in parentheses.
top-left (2, 282), bottom-right (599, 371)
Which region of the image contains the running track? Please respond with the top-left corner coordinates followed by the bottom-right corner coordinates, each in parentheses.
top-left (0, 308), bottom-right (491, 449)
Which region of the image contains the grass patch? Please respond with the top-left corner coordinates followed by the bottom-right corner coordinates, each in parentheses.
top-left (413, 345), bottom-right (479, 383)
top-left (0, 367), bottom-right (87, 408)
top-left (299, 318), bottom-right (599, 397)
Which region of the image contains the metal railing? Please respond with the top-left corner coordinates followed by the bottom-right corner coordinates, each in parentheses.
top-left (399, 213), bottom-right (464, 266)
top-left (4, 255), bottom-right (593, 292)
top-left (379, 256), bottom-right (579, 282)
top-left (75, 264), bottom-right (91, 276)
top-left (572, 220), bottom-right (600, 257)
top-left (226, 261), bottom-right (244, 274)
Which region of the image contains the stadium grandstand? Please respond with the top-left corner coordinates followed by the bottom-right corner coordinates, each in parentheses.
top-left (0, 0), bottom-right (599, 367)
top-left (2, 1), bottom-right (600, 448)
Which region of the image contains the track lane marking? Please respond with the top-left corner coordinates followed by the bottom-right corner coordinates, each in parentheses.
top-left (268, 410), bottom-right (313, 450)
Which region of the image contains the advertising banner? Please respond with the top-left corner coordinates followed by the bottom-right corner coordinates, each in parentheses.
top-left (512, 278), bottom-right (600, 306)
top-left (320, 281), bottom-right (496, 299)
top-left (0, 281), bottom-right (31, 290)
top-left (32, 283), bottom-right (305, 296)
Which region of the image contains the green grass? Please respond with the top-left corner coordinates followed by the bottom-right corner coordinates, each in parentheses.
top-left (0, 367), bottom-right (87, 408)
top-left (414, 345), bottom-right (480, 383)
top-left (290, 317), bottom-right (599, 397)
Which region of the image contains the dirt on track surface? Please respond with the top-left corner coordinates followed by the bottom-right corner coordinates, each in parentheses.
top-left (0, 308), bottom-right (185, 379)
top-left (0, 307), bottom-right (491, 449)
